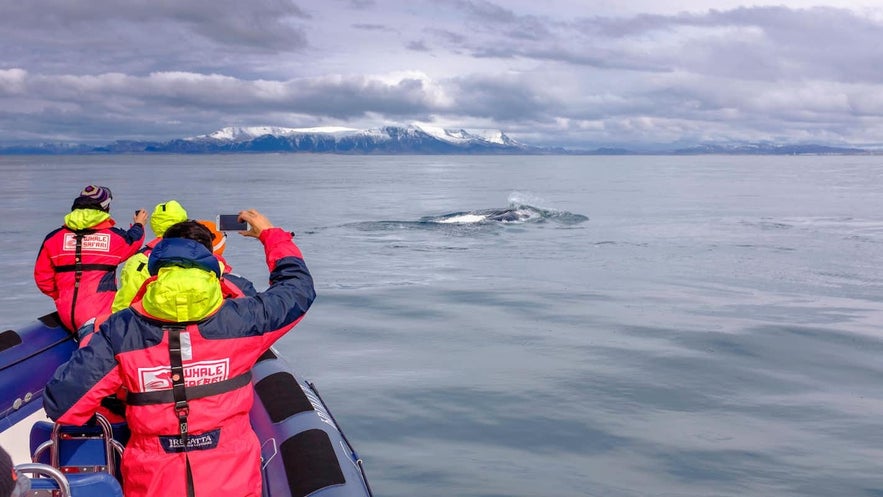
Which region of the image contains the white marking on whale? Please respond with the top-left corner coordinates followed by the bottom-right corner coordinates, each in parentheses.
top-left (432, 208), bottom-right (540, 224)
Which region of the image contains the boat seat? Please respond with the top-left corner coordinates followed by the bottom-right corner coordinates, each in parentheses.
top-left (28, 413), bottom-right (125, 497)
top-left (30, 416), bottom-right (128, 469)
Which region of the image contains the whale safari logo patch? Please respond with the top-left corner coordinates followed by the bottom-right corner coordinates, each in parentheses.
top-left (138, 359), bottom-right (230, 392)
top-left (63, 232), bottom-right (111, 252)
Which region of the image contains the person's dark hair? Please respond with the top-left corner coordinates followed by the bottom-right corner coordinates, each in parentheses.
top-left (162, 220), bottom-right (214, 252)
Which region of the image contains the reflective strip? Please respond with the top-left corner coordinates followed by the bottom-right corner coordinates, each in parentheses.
top-left (213, 233), bottom-right (227, 253)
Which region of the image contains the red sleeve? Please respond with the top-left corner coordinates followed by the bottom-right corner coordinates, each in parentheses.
top-left (260, 228), bottom-right (302, 271)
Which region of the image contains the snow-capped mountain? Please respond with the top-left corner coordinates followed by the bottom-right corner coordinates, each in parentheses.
top-left (0, 123), bottom-right (563, 154)
top-left (172, 123), bottom-right (531, 154)
top-left (0, 127), bottom-right (867, 155)
top-left (195, 126), bottom-right (364, 142)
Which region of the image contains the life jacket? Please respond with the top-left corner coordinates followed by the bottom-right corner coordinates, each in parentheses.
top-left (115, 237), bottom-right (291, 496)
top-left (111, 238), bottom-right (161, 312)
top-left (44, 228), bottom-right (314, 497)
top-left (34, 209), bottom-right (145, 331)
top-left (111, 200), bottom-right (188, 312)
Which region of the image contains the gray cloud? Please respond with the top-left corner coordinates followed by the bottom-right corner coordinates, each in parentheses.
top-left (0, 71), bottom-right (449, 141)
top-left (428, 4), bottom-right (883, 82)
top-left (407, 40), bottom-right (431, 52)
top-left (0, 0), bottom-right (309, 76)
top-left (352, 23), bottom-right (396, 32)
top-left (344, 0), bottom-right (376, 8)
top-left (1, 1), bottom-right (883, 148)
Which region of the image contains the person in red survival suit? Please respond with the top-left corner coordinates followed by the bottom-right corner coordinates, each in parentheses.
top-left (78, 219), bottom-right (259, 425)
top-left (34, 185), bottom-right (147, 332)
top-left (43, 210), bottom-right (315, 497)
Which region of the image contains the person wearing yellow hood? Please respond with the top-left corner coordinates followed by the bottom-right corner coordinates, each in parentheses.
top-left (111, 200), bottom-right (188, 312)
top-left (44, 211), bottom-right (315, 497)
top-left (34, 185), bottom-right (148, 332)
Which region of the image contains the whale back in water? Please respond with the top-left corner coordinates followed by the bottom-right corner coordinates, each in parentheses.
top-left (341, 203), bottom-right (588, 232)
top-left (431, 207), bottom-right (542, 224)
top-left (482, 208), bottom-right (536, 222)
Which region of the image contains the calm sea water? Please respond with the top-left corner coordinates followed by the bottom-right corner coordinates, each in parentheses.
top-left (3, 154), bottom-right (883, 497)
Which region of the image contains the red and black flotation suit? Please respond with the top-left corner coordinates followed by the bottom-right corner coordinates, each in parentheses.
top-left (34, 211), bottom-right (145, 331)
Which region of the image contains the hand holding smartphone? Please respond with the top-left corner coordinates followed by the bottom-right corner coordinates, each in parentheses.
top-left (217, 214), bottom-right (248, 231)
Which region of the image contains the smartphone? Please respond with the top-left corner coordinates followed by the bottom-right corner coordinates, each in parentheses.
top-left (217, 214), bottom-right (248, 231)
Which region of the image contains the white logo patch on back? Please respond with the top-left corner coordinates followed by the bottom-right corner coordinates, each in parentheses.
top-left (138, 359), bottom-right (230, 392)
top-left (63, 232), bottom-right (111, 252)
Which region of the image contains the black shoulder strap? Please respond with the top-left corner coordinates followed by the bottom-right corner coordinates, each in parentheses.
top-left (68, 232), bottom-right (84, 328)
top-left (167, 325), bottom-right (189, 444)
top-left (168, 325), bottom-right (195, 497)
top-left (136, 326), bottom-right (254, 449)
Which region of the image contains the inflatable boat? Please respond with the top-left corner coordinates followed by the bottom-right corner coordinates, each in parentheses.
top-left (0, 312), bottom-right (373, 497)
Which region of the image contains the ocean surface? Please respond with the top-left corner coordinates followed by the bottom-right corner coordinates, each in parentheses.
top-left (2, 154), bottom-right (883, 496)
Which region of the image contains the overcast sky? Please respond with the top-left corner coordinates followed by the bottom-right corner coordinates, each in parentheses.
top-left (3, 0), bottom-right (883, 148)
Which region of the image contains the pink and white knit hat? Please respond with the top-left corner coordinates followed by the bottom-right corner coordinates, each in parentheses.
top-left (72, 185), bottom-right (113, 212)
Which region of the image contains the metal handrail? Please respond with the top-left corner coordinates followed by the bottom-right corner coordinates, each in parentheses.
top-left (45, 412), bottom-right (120, 475)
top-left (16, 462), bottom-right (72, 497)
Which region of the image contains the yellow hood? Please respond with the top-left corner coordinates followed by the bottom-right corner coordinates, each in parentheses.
top-left (141, 266), bottom-right (223, 322)
top-left (149, 200), bottom-right (188, 238)
top-left (64, 208), bottom-right (111, 230)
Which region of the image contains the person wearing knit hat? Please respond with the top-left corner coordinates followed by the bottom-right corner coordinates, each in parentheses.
top-left (111, 200), bottom-right (188, 312)
top-left (34, 185), bottom-right (148, 332)
top-left (44, 210), bottom-right (314, 497)
top-left (71, 185), bottom-right (113, 212)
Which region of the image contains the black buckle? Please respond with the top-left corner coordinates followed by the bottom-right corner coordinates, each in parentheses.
top-left (175, 401), bottom-right (190, 442)
top-left (175, 400), bottom-right (190, 418)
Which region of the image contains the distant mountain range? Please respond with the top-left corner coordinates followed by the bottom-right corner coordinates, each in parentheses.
top-left (0, 125), bottom-right (561, 155)
top-left (0, 124), bottom-right (874, 155)
top-left (669, 143), bottom-right (868, 155)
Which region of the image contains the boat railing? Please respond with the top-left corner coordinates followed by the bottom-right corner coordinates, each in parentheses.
top-left (32, 413), bottom-right (123, 476)
top-left (15, 462), bottom-right (72, 497)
